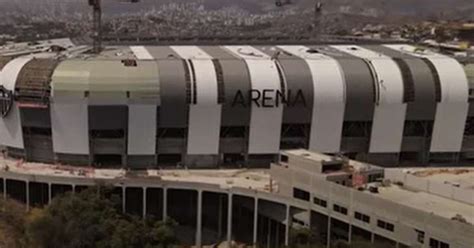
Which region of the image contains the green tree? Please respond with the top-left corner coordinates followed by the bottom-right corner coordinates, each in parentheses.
top-left (26, 186), bottom-right (178, 248)
top-left (0, 197), bottom-right (28, 248)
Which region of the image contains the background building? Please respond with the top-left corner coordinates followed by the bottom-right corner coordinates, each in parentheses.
top-left (1, 149), bottom-right (472, 247)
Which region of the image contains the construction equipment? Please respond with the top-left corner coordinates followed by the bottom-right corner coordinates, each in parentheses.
top-left (88, 0), bottom-right (140, 53)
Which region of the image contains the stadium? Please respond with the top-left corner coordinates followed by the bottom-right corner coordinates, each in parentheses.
top-left (1, 41), bottom-right (474, 248)
top-left (1, 42), bottom-right (474, 168)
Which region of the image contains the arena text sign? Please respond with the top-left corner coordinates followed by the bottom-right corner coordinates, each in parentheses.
top-left (231, 89), bottom-right (307, 108)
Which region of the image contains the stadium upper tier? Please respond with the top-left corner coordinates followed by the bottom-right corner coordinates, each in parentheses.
top-left (1, 42), bottom-right (474, 168)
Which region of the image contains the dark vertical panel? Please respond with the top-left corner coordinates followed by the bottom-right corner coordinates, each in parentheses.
top-left (403, 58), bottom-right (438, 120)
top-left (20, 108), bottom-right (51, 128)
top-left (156, 60), bottom-right (189, 128)
top-left (277, 59), bottom-right (313, 124)
top-left (219, 59), bottom-right (252, 126)
top-left (335, 58), bottom-right (376, 121)
top-left (88, 106), bottom-right (128, 130)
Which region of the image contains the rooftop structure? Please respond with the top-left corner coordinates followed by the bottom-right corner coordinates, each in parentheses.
top-left (271, 149), bottom-right (474, 247)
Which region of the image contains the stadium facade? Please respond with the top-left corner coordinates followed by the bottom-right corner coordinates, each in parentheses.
top-left (1, 44), bottom-right (473, 168)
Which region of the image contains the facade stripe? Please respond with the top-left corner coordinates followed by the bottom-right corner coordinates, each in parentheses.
top-left (278, 45), bottom-right (345, 153)
top-left (130, 46), bottom-right (154, 60)
top-left (223, 46), bottom-right (283, 154)
top-left (311, 45), bottom-right (376, 121)
top-left (50, 96), bottom-right (90, 155)
top-left (0, 57), bottom-right (33, 149)
top-left (365, 45), bottom-right (438, 121)
top-left (127, 104), bottom-right (157, 155)
top-left (218, 58), bottom-right (252, 127)
top-left (332, 45), bottom-right (406, 153)
top-left (384, 44), bottom-right (469, 153)
top-left (50, 62), bottom-right (90, 155)
top-left (250, 46), bottom-right (315, 124)
top-left (170, 46), bottom-right (221, 155)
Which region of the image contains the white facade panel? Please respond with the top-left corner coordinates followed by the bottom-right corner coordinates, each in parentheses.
top-left (384, 45), bottom-right (469, 152)
top-left (247, 60), bottom-right (283, 154)
top-left (186, 60), bottom-right (221, 155)
top-left (170, 46), bottom-right (213, 59)
top-left (187, 105), bottom-right (221, 155)
top-left (170, 46), bottom-right (221, 155)
top-left (332, 45), bottom-right (406, 153)
top-left (0, 57), bottom-right (33, 149)
top-left (429, 58), bottom-right (469, 152)
top-left (130, 46), bottom-right (154, 60)
top-left (279, 46), bottom-right (345, 153)
top-left (51, 99), bottom-right (90, 154)
top-left (224, 46), bottom-right (282, 154)
top-left (127, 104), bottom-right (157, 155)
top-left (223, 46), bottom-right (271, 59)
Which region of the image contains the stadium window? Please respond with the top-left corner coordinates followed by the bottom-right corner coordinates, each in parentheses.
top-left (354, 211), bottom-right (370, 223)
top-left (220, 126), bottom-right (246, 138)
top-left (313, 196), bottom-right (327, 208)
top-left (342, 121), bottom-right (371, 137)
top-left (333, 204), bottom-right (348, 215)
top-left (90, 129), bottom-right (125, 139)
top-left (429, 238), bottom-right (450, 248)
top-left (281, 124), bottom-right (307, 138)
top-left (368, 173), bottom-right (383, 183)
top-left (415, 229), bottom-right (425, 244)
top-left (293, 188), bottom-right (310, 202)
top-left (157, 128), bottom-right (186, 138)
top-left (464, 117), bottom-right (474, 135)
top-left (377, 220), bottom-right (395, 232)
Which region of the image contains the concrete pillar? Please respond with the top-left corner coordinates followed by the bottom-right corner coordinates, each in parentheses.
top-left (227, 193), bottom-right (233, 248)
top-left (275, 219), bottom-right (280, 248)
top-left (371, 231), bottom-right (375, 243)
top-left (196, 190), bottom-right (203, 248)
top-left (143, 187), bottom-right (147, 219)
top-left (3, 179), bottom-right (6, 200)
top-left (267, 217), bottom-right (271, 248)
top-left (163, 187), bottom-right (167, 220)
top-left (122, 186), bottom-right (126, 213)
top-left (348, 224), bottom-right (352, 243)
top-left (48, 183), bottom-right (52, 204)
top-left (25, 181), bottom-right (30, 211)
top-left (253, 198), bottom-right (259, 247)
top-left (217, 194), bottom-right (223, 239)
top-left (284, 205), bottom-right (290, 247)
top-left (326, 217), bottom-right (331, 248)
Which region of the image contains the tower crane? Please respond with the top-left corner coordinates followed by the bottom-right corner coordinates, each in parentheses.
top-left (88, 0), bottom-right (140, 54)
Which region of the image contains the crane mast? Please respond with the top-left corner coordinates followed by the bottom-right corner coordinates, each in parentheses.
top-left (89, 0), bottom-right (140, 54)
top-left (89, 0), bottom-right (102, 54)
